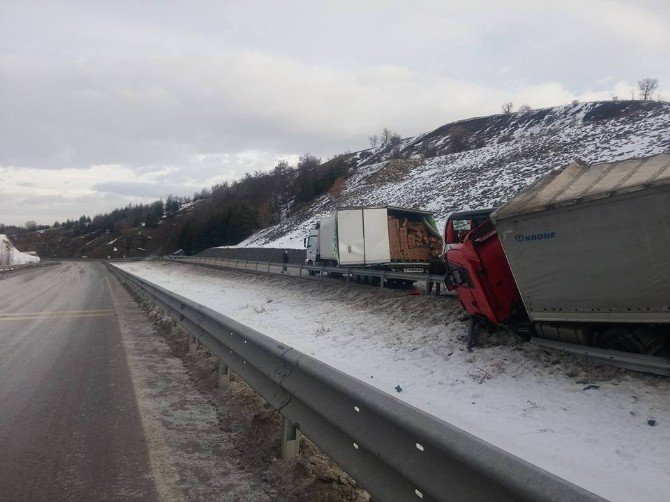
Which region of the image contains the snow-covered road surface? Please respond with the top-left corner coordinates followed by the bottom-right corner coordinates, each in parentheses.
top-left (116, 261), bottom-right (670, 502)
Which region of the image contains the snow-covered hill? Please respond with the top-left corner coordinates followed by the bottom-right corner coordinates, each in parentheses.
top-left (239, 100), bottom-right (670, 249)
top-left (0, 234), bottom-right (40, 265)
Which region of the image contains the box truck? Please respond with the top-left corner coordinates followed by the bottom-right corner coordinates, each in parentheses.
top-left (305, 206), bottom-right (442, 281)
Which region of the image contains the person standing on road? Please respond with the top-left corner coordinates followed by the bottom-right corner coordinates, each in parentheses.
top-left (427, 259), bottom-right (446, 295)
top-left (282, 250), bottom-right (289, 274)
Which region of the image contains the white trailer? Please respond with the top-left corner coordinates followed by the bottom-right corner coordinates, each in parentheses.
top-left (305, 206), bottom-right (442, 276)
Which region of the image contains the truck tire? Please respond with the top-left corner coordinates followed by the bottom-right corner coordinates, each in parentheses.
top-left (307, 260), bottom-right (316, 276)
top-left (594, 326), bottom-right (664, 355)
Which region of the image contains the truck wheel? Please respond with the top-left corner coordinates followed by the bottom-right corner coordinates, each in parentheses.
top-left (307, 261), bottom-right (316, 276)
top-left (595, 327), bottom-right (664, 355)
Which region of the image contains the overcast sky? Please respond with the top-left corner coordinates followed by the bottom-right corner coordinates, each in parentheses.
top-left (1, 0), bottom-right (668, 225)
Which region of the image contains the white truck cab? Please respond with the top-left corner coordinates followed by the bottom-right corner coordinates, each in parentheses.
top-left (305, 227), bottom-right (319, 265)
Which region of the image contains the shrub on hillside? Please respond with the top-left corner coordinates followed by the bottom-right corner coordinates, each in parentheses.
top-left (293, 154), bottom-right (352, 205)
top-left (449, 127), bottom-right (472, 153)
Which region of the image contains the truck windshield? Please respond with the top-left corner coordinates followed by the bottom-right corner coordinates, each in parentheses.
top-left (446, 210), bottom-right (493, 244)
top-left (446, 219), bottom-right (472, 244)
top-left (453, 219), bottom-right (470, 231)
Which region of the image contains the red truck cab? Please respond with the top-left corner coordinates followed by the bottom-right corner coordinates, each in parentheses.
top-left (444, 209), bottom-right (521, 327)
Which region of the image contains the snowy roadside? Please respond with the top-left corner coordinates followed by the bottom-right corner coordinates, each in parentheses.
top-left (115, 261), bottom-right (670, 502)
top-left (0, 234), bottom-right (40, 265)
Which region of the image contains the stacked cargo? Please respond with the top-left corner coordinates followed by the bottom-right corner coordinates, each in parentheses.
top-left (388, 216), bottom-right (441, 262)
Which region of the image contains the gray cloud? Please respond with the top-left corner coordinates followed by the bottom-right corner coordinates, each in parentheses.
top-left (93, 181), bottom-right (197, 198)
top-left (1, 0), bottom-right (668, 225)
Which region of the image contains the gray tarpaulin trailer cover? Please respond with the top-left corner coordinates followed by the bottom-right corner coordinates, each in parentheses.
top-left (491, 153), bottom-right (670, 324)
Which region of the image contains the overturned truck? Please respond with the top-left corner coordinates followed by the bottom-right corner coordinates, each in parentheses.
top-left (445, 153), bottom-right (670, 354)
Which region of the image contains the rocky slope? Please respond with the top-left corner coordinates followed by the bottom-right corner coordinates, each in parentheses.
top-left (239, 100), bottom-right (670, 248)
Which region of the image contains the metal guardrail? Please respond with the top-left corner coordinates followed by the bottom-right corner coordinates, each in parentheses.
top-left (0, 263), bottom-right (42, 273)
top-left (531, 337), bottom-right (670, 377)
top-left (160, 255), bottom-right (447, 292)
top-left (55, 257), bottom-right (146, 262)
top-left (110, 264), bottom-right (604, 502)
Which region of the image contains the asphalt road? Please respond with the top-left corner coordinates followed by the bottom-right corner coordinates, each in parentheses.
top-left (0, 262), bottom-right (158, 501)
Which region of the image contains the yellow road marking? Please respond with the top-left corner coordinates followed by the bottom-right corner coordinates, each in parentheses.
top-left (0, 309), bottom-right (115, 318)
top-left (0, 310), bottom-right (116, 321)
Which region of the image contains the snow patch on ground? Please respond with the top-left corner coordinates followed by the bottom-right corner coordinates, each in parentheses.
top-left (0, 234), bottom-right (40, 265)
top-left (115, 261), bottom-right (670, 502)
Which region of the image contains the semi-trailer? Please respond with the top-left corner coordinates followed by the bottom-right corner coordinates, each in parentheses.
top-left (444, 153), bottom-right (670, 354)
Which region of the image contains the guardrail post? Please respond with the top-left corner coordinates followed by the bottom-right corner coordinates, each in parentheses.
top-left (218, 360), bottom-right (231, 388)
top-left (380, 270), bottom-right (385, 289)
top-left (299, 265), bottom-right (303, 277)
top-left (425, 273), bottom-right (431, 294)
top-left (280, 417), bottom-right (301, 461)
top-left (188, 334), bottom-right (197, 354)
top-left (346, 268), bottom-right (351, 284)
top-left (320, 264), bottom-right (325, 279)
top-left (255, 260), bottom-right (259, 271)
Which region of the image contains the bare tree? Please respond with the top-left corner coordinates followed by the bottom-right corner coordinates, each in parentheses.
top-left (501, 102), bottom-right (513, 114)
top-left (518, 104), bottom-right (531, 112)
top-left (381, 127), bottom-right (392, 145)
top-left (637, 78), bottom-right (659, 101)
top-left (368, 134), bottom-right (379, 148)
top-left (25, 220), bottom-right (37, 230)
top-left (297, 154), bottom-right (321, 170)
top-left (379, 127), bottom-right (402, 146)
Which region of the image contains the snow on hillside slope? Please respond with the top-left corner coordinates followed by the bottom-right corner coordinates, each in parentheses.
top-left (115, 261), bottom-right (670, 502)
top-left (239, 100), bottom-right (670, 249)
top-left (0, 234), bottom-right (40, 265)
